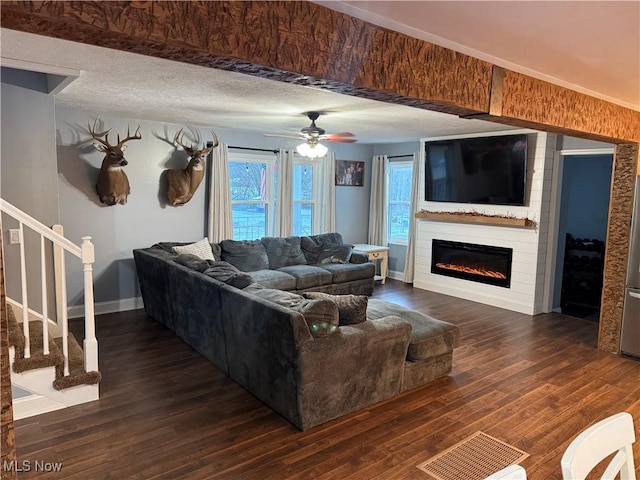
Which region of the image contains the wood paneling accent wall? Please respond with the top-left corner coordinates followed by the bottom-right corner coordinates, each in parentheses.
top-left (1, 1), bottom-right (639, 352)
top-left (599, 144), bottom-right (639, 352)
top-left (0, 227), bottom-right (17, 479)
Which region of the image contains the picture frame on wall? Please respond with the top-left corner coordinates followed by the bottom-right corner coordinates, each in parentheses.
top-left (335, 160), bottom-right (365, 186)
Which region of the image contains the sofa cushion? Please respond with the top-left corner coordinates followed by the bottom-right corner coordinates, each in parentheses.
top-left (220, 239), bottom-right (269, 272)
top-left (244, 285), bottom-right (339, 337)
top-left (317, 244), bottom-right (353, 264)
top-left (262, 236), bottom-right (307, 270)
top-left (367, 299), bottom-right (460, 361)
top-left (318, 262), bottom-right (375, 283)
top-left (300, 233), bottom-right (344, 264)
top-left (277, 265), bottom-right (333, 290)
top-left (248, 269), bottom-right (297, 290)
top-left (202, 262), bottom-right (256, 289)
top-left (172, 238), bottom-right (216, 260)
top-left (174, 253), bottom-right (211, 272)
top-left (302, 292), bottom-right (368, 325)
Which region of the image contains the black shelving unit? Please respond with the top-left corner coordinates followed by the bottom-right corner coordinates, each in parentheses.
top-left (560, 234), bottom-right (605, 318)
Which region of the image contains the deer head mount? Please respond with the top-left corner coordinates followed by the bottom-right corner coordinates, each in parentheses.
top-left (166, 129), bottom-right (219, 206)
top-left (88, 118), bottom-right (141, 206)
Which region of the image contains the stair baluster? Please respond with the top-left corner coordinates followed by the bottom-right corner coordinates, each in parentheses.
top-left (18, 222), bottom-right (30, 358)
top-left (40, 235), bottom-right (49, 355)
top-left (0, 198), bottom-right (97, 381)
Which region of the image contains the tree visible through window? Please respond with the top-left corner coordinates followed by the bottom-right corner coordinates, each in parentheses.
top-left (229, 159), bottom-right (270, 240)
top-left (388, 161), bottom-right (413, 244)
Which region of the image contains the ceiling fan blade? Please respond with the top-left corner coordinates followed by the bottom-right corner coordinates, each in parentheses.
top-left (324, 137), bottom-right (357, 143)
top-left (322, 132), bottom-right (356, 143)
top-left (263, 133), bottom-right (305, 140)
top-left (328, 132), bottom-right (355, 137)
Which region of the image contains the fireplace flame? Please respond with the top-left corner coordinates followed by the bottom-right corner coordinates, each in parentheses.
top-left (435, 262), bottom-right (507, 279)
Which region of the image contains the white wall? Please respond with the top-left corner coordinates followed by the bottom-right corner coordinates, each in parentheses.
top-left (413, 132), bottom-right (556, 315)
top-left (55, 107), bottom-right (374, 308)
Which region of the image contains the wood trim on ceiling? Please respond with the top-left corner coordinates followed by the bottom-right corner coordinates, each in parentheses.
top-left (1, 1), bottom-right (639, 142)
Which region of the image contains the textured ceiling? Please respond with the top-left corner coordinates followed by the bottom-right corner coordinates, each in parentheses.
top-left (1, 1), bottom-right (637, 145)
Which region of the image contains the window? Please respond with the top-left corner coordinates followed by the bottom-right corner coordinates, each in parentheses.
top-left (292, 160), bottom-right (319, 236)
top-left (387, 161), bottom-right (413, 244)
top-left (229, 154), bottom-right (274, 240)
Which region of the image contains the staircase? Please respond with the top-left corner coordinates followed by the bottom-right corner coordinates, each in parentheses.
top-left (1, 199), bottom-right (99, 419)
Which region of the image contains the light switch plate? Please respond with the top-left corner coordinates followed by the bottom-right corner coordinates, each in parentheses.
top-left (9, 229), bottom-right (20, 244)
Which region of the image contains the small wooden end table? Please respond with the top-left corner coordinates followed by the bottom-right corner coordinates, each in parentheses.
top-left (353, 244), bottom-right (390, 284)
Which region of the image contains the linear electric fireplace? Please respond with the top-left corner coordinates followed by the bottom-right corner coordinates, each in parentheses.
top-left (431, 240), bottom-right (513, 288)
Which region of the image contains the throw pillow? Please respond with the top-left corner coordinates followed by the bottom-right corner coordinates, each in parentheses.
top-left (317, 244), bottom-right (353, 264)
top-left (300, 233), bottom-right (344, 264)
top-left (244, 285), bottom-right (339, 337)
top-left (172, 238), bottom-right (216, 260)
top-left (302, 292), bottom-right (368, 325)
top-left (296, 298), bottom-right (339, 337)
top-left (261, 236), bottom-right (307, 270)
top-left (220, 239), bottom-right (269, 272)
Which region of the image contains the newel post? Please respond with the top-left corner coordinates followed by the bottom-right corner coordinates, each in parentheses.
top-left (81, 236), bottom-right (98, 372)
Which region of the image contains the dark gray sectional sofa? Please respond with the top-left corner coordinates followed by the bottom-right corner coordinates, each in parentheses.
top-left (133, 233), bottom-right (460, 430)
top-left (159, 232), bottom-right (375, 295)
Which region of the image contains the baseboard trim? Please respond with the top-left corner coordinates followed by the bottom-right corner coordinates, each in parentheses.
top-left (68, 297), bottom-right (144, 319)
top-left (387, 270), bottom-right (406, 281)
top-left (12, 394), bottom-right (66, 420)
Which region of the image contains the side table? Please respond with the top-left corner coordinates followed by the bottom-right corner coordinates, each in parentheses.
top-left (352, 244), bottom-right (390, 284)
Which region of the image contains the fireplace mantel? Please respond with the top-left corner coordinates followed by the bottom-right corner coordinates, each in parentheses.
top-left (415, 211), bottom-right (536, 228)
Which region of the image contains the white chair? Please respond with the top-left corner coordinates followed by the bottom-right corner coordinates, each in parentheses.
top-left (484, 465), bottom-right (527, 479)
top-left (561, 412), bottom-right (637, 480)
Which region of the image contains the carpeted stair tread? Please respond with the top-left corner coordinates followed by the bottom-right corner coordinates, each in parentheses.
top-left (8, 303), bottom-right (101, 390)
top-left (11, 318), bottom-right (65, 374)
top-left (52, 335), bottom-right (101, 390)
top-left (7, 303), bottom-right (24, 350)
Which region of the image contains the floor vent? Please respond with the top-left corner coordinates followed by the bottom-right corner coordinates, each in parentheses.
top-left (417, 431), bottom-right (529, 480)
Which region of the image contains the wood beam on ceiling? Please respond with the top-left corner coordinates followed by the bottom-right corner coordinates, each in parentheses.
top-left (2, 0), bottom-right (638, 143)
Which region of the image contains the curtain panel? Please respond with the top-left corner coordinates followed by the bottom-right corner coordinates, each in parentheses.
top-left (403, 152), bottom-right (420, 283)
top-left (277, 149), bottom-right (294, 237)
top-left (368, 154), bottom-right (389, 246)
top-left (207, 142), bottom-right (233, 243)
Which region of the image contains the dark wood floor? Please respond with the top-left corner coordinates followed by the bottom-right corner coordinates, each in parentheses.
top-left (11, 280), bottom-right (640, 479)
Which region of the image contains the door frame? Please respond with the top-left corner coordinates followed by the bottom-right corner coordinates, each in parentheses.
top-left (542, 148), bottom-right (615, 313)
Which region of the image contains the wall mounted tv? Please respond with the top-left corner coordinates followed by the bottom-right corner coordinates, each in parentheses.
top-left (424, 133), bottom-right (528, 206)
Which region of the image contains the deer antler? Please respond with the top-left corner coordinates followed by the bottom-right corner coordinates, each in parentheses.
top-left (173, 128), bottom-right (195, 152)
top-left (116, 125), bottom-right (142, 148)
top-left (88, 118), bottom-right (113, 148)
top-left (211, 130), bottom-right (219, 149)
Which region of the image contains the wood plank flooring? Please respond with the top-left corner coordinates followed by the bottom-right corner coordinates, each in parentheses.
top-left (10, 280), bottom-right (640, 479)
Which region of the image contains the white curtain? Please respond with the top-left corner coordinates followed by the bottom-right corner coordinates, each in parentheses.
top-left (277, 148), bottom-right (294, 237)
top-left (319, 151), bottom-right (336, 233)
top-left (368, 154), bottom-right (388, 246)
top-left (403, 152), bottom-right (420, 283)
top-left (207, 142), bottom-right (233, 243)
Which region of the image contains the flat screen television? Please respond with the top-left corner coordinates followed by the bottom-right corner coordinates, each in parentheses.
top-left (424, 133), bottom-right (528, 206)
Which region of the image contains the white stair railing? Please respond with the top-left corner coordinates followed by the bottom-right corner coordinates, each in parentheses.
top-left (0, 198), bottom-right (97, 377)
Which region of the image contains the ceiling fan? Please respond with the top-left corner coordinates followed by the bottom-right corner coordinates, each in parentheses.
top-left (264, 112), bottom-right (356, 158)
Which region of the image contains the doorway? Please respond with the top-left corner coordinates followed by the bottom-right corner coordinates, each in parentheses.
top-left (553, 153), bottom-right (614, 320)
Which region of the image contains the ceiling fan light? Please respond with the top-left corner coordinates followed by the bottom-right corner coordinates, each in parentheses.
top-left (296, 142), bottom-right (311, 157)
top-left (296, 142), bottom-right (329, 158)
top-left (297, 141), bottom-right (328, 158)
